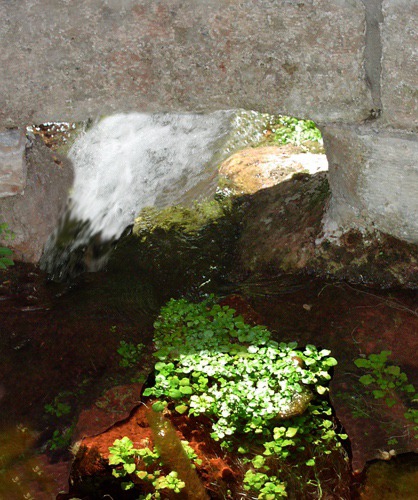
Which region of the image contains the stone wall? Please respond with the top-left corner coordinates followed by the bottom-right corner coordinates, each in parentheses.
top-left (0, 136), bottom-right (74, 263)
top-left (0, 0), bottom-right (370, 126)
top-left (0, 0), bottom-right (417, 254)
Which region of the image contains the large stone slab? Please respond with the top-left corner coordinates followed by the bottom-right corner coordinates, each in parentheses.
top-left (381, 1), bottom-right (418, 130)
top-left (0, 0), bottom-right (370, 128)
top-left (322, 124), bottom-right (418, 243)
top-left (0, 129), bottom-right (27, 197)
top-left (0, 136), bottom-right (74, 263)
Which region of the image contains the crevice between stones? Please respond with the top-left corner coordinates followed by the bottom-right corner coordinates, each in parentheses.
top-left (361, 0), bottom-right (383, 117)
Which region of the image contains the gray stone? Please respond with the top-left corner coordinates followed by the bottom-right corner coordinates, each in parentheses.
top-left (322, 124), bottom-right (418, 243)
top-left (0, 129), bottom-right (27, 197)
top-left (0, 136), bottom-right (74, 263)
top-left (381, 1), bottom-right (418, 130)
top-left (0, 0), bottom-right (370, 128)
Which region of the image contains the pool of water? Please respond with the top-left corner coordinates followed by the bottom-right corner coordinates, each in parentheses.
top-left (0, 224), bottom-right (417, 498)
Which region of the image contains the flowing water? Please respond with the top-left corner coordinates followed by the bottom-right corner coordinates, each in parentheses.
top-left (40, 110), bottom-right (270, 280)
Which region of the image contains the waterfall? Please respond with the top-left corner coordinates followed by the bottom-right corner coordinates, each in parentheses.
top-left (40, 110), bottom-right (269, 280)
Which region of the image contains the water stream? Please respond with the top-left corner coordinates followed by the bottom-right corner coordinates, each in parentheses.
top-left (40, 110), bottom-right (269, 280)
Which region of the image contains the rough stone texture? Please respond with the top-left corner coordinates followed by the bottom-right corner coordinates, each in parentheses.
top-left (381, 1), bottom-right (418, 130)
top-left (322, 124), bottom-right (418, 244)
top-left (0, 136), bottom-right (73, 263)
top-left (236, 172), bottom-right (418, 287)
top-left (0, 129), bottom-right (27, 198)
top-left (219, 145), bottom-right (328, 194)
top-left (0, 0), bottom-right (369, 128)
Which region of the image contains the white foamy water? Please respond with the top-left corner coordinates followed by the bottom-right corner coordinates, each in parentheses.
top-left (41, 110), bottom-right (269, 278)
top-left (68, 111), bottom-right (236, 241)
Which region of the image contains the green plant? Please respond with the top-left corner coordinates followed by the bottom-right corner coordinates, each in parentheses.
top-left (244, 470), bottom-right (287, 499)
top-left (266, 115), bottom-right (322, 146)
top-left (141, 297), bottom-right (347, 498)
top-left (44, 393), bottom-right (72, 418)
top-left (117, 340), bottom-right (145, 368)
top-left (47, 426), bottom-right (73, 451)
top-left (0, 223), bottom-right (14, 269)
top-left (145, 298), bottom-right (337, 442)
top-left (108, 436), bottom-right (200, 497)
top-left (44, 382), bottom-right (90, 451)
top-left (354, 351), bottom-right (417, 431)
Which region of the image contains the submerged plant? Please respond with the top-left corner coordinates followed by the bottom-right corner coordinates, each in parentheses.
top-left (117, 340), bottom-right (145, 368)
top-left (354, 351), bottom-right (418, 434)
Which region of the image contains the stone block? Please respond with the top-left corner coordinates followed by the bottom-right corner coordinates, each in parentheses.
top-left (0, 129), bottom-right (27, 197)
top-left (381, 1), bottom-right (418, 130)
top-left (322, 124), bottom-right (418, 243)
top-left (0, 136), bottom-right (74, 263)
top-left (0, 0), bottom-right (370, 128)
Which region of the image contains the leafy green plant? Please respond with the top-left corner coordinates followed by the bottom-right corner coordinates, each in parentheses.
top-left (108, 436), bottom-right (200, 497)
top-left (266, 115), bottom-right (322, 146)
top-left (0, 223), bottom-right (14, 269)
top-left (145, 298), bottom-right (337, 442)
top-left (244, 470), bottom-right (287, 499)
top-left (44, 382), bottom-right (90, 451)
top-left (117, 340), bottom-right (145, 368)
top-left (44, 392), bottom-right (72, 418)
top-left (354, 351), bottom-right (417, 433)
top-left (47, 426), bottom-right (74, 451)
top-left (140, 297), bottom-right (347, 498)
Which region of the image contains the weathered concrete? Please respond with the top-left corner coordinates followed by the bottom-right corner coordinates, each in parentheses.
top-left (0, 135), bottom-right (74, 262)
top-left (0, 0), bottom-right (370, 127)
top-left (381, 0), bottom-right (418, 130)
top-left (0, 129), bottom-right (27, 197)
top-left (322, 124), bottom-right (418, 244)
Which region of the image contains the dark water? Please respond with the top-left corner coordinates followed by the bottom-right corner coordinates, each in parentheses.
top-left (0, 221), bottom-right (417, 498)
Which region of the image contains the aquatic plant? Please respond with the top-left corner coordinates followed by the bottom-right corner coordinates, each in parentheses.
top-left (117, 340), bottom-right (145, 368)
top-left (108, 434), bottom-right (203, 498)
top-left (354, 351), bottom-right (418, 434)
top-left (138, 297), bottom-right (347, 498)
top-left (146, 298), bottom-right (337, 441)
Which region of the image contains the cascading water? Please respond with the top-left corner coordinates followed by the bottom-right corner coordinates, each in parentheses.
top-left (41, 110), bottom-right (269, 280)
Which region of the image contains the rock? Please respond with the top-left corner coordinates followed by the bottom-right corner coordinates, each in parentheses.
top-left (237, 172), bottom-right (329, 274)
top-left (358, 454), bottom-right (418, 498)
top-left (0, 135), bottom-right (73, 263)
top-left (72, 384), bottom-right (143, 443)
top-left (236, 171), bottom-right (418, 287)
top-left (0, 1), bottom-right (369, 128)
top-left (219, 145), bottom-right (328, 195)
top-left (0, 129), bottom-right (27, 198)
